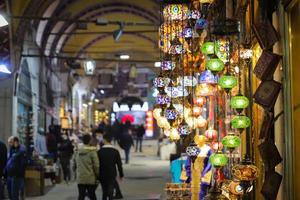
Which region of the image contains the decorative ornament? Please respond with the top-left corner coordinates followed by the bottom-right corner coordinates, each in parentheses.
top-left (211, 141), bottom-right (224, 151)
top-left (161, 60), bottom-right (176, 71)
top-left (205, 129), bottom-right (218, 141)
top-left (163, 4), bottom-right (189, 21)
top-left (201, 42), bottom-right (215, 55)
top-left (186, 142), bottom-right (200, 163)
top-left (156, 92), bottom-right (171, 106)
top-left (219, 74), bottom-right (238, 92)
top-left (153, 107), bottom-right (162, 119)
top-left (169, 127), bottom-right (180, 141)
top-left (195, 83), bottom-right (215, 96)
top-left (222, 133), bottom-right (241, 150)
top-left (232, 163), bottom-right (259, 181)
top-left (206, 57), bottom-right (225, 74)
top-left (164, 104), bottom-right (179, 125)
top-left (231, 115), bottom-right (251, 131)
top-left (178, 120), bottom-right (191, 136)
top-left (230, 95), bottom-right (249, 113)
top-left (209, 151), bottom-right (228, 168)
top-left (204, 185), bottom-right (229, 200)
top-left (199, 70), bottom-right (218, 84)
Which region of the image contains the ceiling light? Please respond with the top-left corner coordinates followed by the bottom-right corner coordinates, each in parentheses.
top-left (88, 102), bottom-right (93, 106)
top-left (154, 62), bottom-right (161, 68)
top-left (95, 99), bottom-right (100, 103)
top-left (120, 54), bottom-right (130, 60)
top-left (113, 22), bottom-right (124, 41)
top-left (82, 103), bottom-right (88, 108)
top-left (84, 60), bottom-right (96, 75)
top-left (0, 14), bottom-right (8, 27)
top-left (100, 89), bottom-right (105, 94)
top-left (0, 64), bottom-right (11, 74)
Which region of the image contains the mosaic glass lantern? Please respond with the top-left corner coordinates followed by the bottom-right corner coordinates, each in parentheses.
top-left (153, 74), bottom-right (170, 92)
top-left (186, 116), bottom-right (198, 129)
top-left (205, 129), bottom-right (218, 141)
top-left (222, 133), bottom-right (241, 150)
top-left (183, 26), bottom-right (193, 39)
top-left (178, 120), bottom-right (191, 136)
top-left (195, 83), bottom-right (215, 96)
top-left (209, 152), bottom-right (228, 168)
top-left (196, 115), bottom-right (207, 128)
top-left (192, 106), bottom-right (202, 116)
top-left (186, 142), bottom-right (201, 163)
top-left (169, 127), bottom-right (180, 141)
top-left (201, 42), bottom-right (215, 55)
top-left (231, 115), bottom-right (251, 130)
top-left (204, 185), bottom-right (229, 200)
top-left (230, 95), bottom-right (249, 113)
top-left (156, 92), bottom-right (171, 106)
top-left (219, 74), bottom-right (238, 92)
top-left (157, 116), bottom-right (170, 129)
top-left (215, 39), bottom-right (229, 63)
top-left (164, 104), bottom-right (179, 125)
top-left (232, 163), bottom-right (259, 181)
top-left (199, 70), bottom-right (217, 84)
top-left (178, 76), bottom-right (198, 87)
top-left (161, 60), bottom-right (176, 71)
top-left (195, 18), bottom-right (208, 30)
top-left (163, 4), bottom-right (189, 21)
top-left (153, 107), bottom-right (162, 119)
top-left (169, 38), bottom-right (184, 55)
top-left (211, 141), bottom-right (224, 151)
top-left (206, 57), bottom-right (225, 74)
top-left (194, 97), bottom-right (205, 106)
top-left (188, 9), bottom-right (201, 21)
top-left (165, 86), bottom-right (189, 98)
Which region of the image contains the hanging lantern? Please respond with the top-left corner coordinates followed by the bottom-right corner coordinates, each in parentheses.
top-left (205, 129), bottom-right (218, 141)
top-left (157, 116), bottom-right (170, 129)
top-left (194, 97), bottom-right (205, 106)
top-left (165, 86), bottom-right (189, 98)
top-left (169, 127), bottom-right (180, 141)
top-left (164, 104), bottom-right (179, 125)
top-left (211, 141), bottom-right (223, 151)
top-left (222, 133), bottom-right (241, 150)
top-left (218, 74), bottom-right (238, 92)
top-left (209, 151), bottom-right (228, 168)
top-left (230, 95), bottom-right (249, 113)
top-left (186, 116), bottom-right (198, 129)
top-left (153, 74), bottom-right (170, 92)
top-left (153, 107), bottom-right (162, 119)
top-left (84, 59), bottom-right (96, 75)
top-left (201, 42), bottom-right (215, 55)
top-left (188, 9), bottom-right (201, 21)
top-left (204, 185), bottom-right (229, 200)
top-left (186, 142), bottom-right (201, 163)
top-left (195, 18), bottom-right (208, 30)
top-left (163, 4), bottom-right (189, 21)
top-left (178, 120), bottom-right (191, 136)
top-left (178, 76), bottom-right (198, 87)
top-left (156, 92), bottom-right (171, 107)
top-left (183, 26), bottom-right (193, 39)
top-left (196, 115), bottom-right (207, 128)
top-left (192, 106), bottom-right (202, 116)
top-left (206, 57), bottom-right (225, 74)
top-left (169, 37), bottom-right (184, 55)
top-left (232, 163), bottom-right (259, 181)
top-left (161, 60), bottom-right (176, 71)
top-left (195, 83), bottom-right (215, 96)
top-left (228, 181), bottom-right (244, 196)
top-left (199, 70), bottom-right (218, 84)
top-left (215, 39), bottom-right (230, 63)
top-left (231, 115), bottom-right (251, 130)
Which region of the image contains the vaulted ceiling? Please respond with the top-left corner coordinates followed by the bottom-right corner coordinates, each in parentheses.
top-left (11, 0), bottom-right (160, 68)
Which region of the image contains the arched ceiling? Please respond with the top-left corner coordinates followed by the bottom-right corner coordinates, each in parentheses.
top-left (12, 0), bottom-right (160, 68)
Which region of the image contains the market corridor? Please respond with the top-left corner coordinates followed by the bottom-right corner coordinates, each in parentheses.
top-left (27, 141), bottom-right (169, 200)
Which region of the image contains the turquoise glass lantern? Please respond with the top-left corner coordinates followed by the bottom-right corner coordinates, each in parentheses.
top-left (231, 115), bottom-right (251, 132)
top-left (201, 42), bottom-right (215, 55)
top-left (206, 58), bottom-right (225, 74)
top-left (218, 74), bottom-right (237, 92)
top-left (209, 152), bottom-right (228, 168)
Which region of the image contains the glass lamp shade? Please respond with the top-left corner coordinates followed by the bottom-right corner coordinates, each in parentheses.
top-left (153, 107), bottom-right (162, 119)
top-left (206, 58), bottom-right (225, 73)
top-left (215, 39), bottom-right (229, 63)
top-left (178, 120), bottom-right (191, 136)
top-left (157, 116), bottom-right (170, 129)
top-left (165, 86), bottom-right (189, 98)
top-left (195, 18), bottom-right (208, 30)
top-left (188, 9), bottom-right (201, 21)
top-left (169, 128), bottom-right (180, 141)
top-left (211, 141), bottom-right (223, 151)
top-left (164, 104), bottom-right (179, 122)
top-left (205, 129), bottom-right (218, 141)
top-left (219, 75), bottom-right (238, 91)
top-left (195, 83), bottom-right (215, 96)
top-left (197, 116), bottom-right (207, 128)
top-left (153, 75), bottom-right (170, 89)
top-left (199, 70), bottom-right (218, 84)
top-left (186, 142), bottom-right (201, 163)
top-left (228, 181), bottom-right (244, 196)
top-left (169, 42), bottom-right (184, 55)
top-left (161, 60), bottom-right (176, 71)
top-left (183, 27), bottom-right (193, 39)
top-left (201, 42), bottom-right (215, 55)
top-left (232, 163), bottom-right (259, 181)
top-left (163, 4), bottom-right (189, 21)
top-left (192, 106), bottom-right (202, 116)
top-left (222, 134), bottom-right (241, 149)
top-left (156, 93), bottom-right (171, 105)
top-left (178, 76), bottom-right (198, 87)
top-left (159, 22), bottom-right (184, 40)
top-left (204, 185), bottom-right (229, 200)
top-left (209, 152), bottom-right (228, 168)
top-left (186, 117), bottom-right (198, 129)
top-left (194, 97), bottom-right (205, 106)
top-left (231, 115), bottom-right (251, 129)
top-left (230, 95), bottom-right (249, 110)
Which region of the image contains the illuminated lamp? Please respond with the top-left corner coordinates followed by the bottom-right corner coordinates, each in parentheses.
top-left (178, 120), bottom-right (191, 136)
top-left (169, 37), bottom-right (184, 55)
top-left (195, 18), bottom-right (208, 30)
top-left (205, 129), bottom-right (217, 141)
top-left (218, 74), bottom-right (237, 92)
top-left (178, 76), bottom-right (198, 87)
top-left (200, 0), bottom-right (214, 3)
top-left (195, 83), bottom-right (215, 96)
top-left (84, 59), bottom-right (96, 75)
top-left (164, 104), bottom-right (179, 125)
top-left (209, 151), bottom-right (228, 168)
top-left (188, 9), bottom-right (201, 21)
top-left (230, 95), bottom-right (249, 113)
top-left (204, 185), bottom-right (229, 200)
top-left (199, 70), bottom-right (217, 84)
top-left (186, 117), bottom-right (198, 129)
top-left (186, 142), bottom-right (201, 163)
top-left (183, 26), bottom-right (193, 40)
top-left (169, 128), bottom-right (180, 141)
top-left (153, 74), bottom-right (170, 92)
top-left (161, 60), bottom-right (176, 71)
top-left (196, 116), bottom-right (207, 128)
top-left (206, 57), bottom-right (225, 74)
top-left (201, 42), bottom-right (215, 55)
top-left (157, 116), bottom-right (170, 129)
top-left (164, 129), bottom-right (170, 137)
top-left (156, 91), bottom-right (171, 106)
top-left (153, 107), bottom-right (162, 119)
top-left (192, 106), bottom-right (202, 116)
top-left (194, 97), bottom-right (205, 106)
top-left (165, 86), bottom-right (189, 98)
top-left (231, 115), bottom-right (251, 132)
top-left (222, 133), bottom-right (241, 150)
top-left (211, 141), bottom-right (223, 151)
top-left (163, 4), bottom-right (189, 21)
top-left (232, 163), bottom-right (259, 181)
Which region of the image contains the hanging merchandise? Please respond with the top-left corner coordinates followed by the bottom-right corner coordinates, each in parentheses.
top-left (156, 0), bottom-right (258, 199)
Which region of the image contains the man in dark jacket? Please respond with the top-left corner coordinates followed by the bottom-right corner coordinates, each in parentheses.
top-left (5, 137), bottom-right (26, 200)
top-left (98, 134), bottom-right (124, 200)
top-left (0, 140), bottom-right (7, 199)
top-left (58, 133), bottom-right (74, 184)
top-left (135, 125), bottom-right (145, 153)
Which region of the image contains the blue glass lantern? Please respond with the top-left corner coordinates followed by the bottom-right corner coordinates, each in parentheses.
top-left (199, 70), bottom-right (218, 84)
top-left (186, 142), bottom-right (200, 163)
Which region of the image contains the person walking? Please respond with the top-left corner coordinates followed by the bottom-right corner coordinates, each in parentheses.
top-left (75, 134), bottom-right (99, 200)
top-left (5, 137), bottom-right (27, 200)
top-left (135, 125), bottom-right (145, 153)
top-left (0, 139), bottom-right (7, 199)
top-left (58, 133), bottom-right (74, 184)
top-left (119, 127), bottom-right (134, 164)
top-left (98, 134), bottom-right (124, 200)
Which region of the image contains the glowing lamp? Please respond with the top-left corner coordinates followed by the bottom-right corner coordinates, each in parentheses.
top-left (201, 42), bottom-right (215, 55)
top-left (153, 107), bottom-right (162, 119)
top-left (199, 70), bottom-right (217, 84)
top-left (169, 128), bottom-right (180, 141)
top-left (232, 163), bottom-right (259, 181)
top-left (156, 92), bottom-right (171, 106)
top-left (200, 0), bottom-right (214, 3)
top-left (195, 83), bottom-right (215, 96)
top-left (84, 60), bottom-right (96, 75)
top-left (161, 60), bottom-right (176, 71)
top-left (195, 18), bottom-right (208, 30)
top-left (192, 106), bottom-right (202, 116)
top-left (205, 129), bottom-right (217, 141)
top-left (186, 142), bottom-right (201, 163)
top-left (211, 142), bottom-right (223, 151)
top-left (163, 4), bottom-right (189, 21)
top-left (209, 152), bottom-right (228, 168)
top-left (222, 134), bottom-right (241, 149)
top-left (164, 104), bottom-right (179, 125)
top-left (169, 38), bottom-right (184, 55)
top-left (206, 58), bottom-right (225, 73)
top-left (218, 74), bottom-right (237, 91)
top-left (231, 115), bottom-right (251, 130)
top-left (230, 95), bottom-right (249, 113)
top-left (194, 97), bottom-right (205, 106)
top-left (186, 117), bottom-right (197, 129)
top-left (196, 116), bottom-right (207, 128)
top-left (204, 185), bottom-right (229, 200)
top-left (178, 120), bottom-right (191, 136)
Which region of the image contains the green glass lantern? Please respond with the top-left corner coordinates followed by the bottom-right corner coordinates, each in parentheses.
top-left (231, 115), bottom-right (251, 131)
top-left (231, 95), bottom-right (249, 113)
top-left (222, 134), bottom-right (241, 150)
top-left (209, 152), bottom-right (228, 168)
top-left (218, 74), bottom-right (237, 91)
top-left (206, 58), bottom-right (225, 74)
top-left (201, 42), bottom-right (215, 55)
